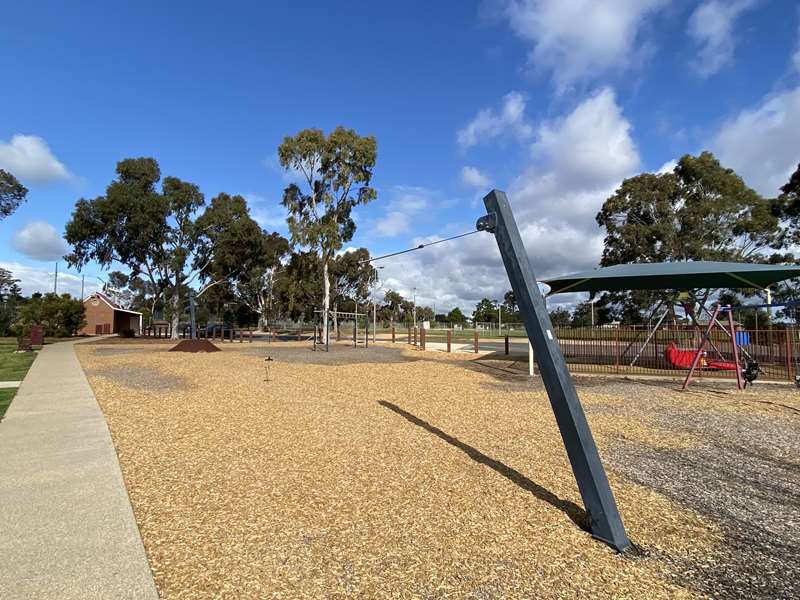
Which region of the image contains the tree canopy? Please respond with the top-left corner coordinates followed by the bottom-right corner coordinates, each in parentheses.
top-left (279, 127), bottom-right (377, 341)
top-left (0, 169), bottom-right (28, 219)
top-left (65, 157), bottom-right (267, 338)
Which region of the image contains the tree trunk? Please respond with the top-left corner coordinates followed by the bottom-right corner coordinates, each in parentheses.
top-left (170, 284), bottom-right (180, 340)
top-left (322, 260), bottom-right (330, 344)
top-left (333, 301), bottom-right (339, 338)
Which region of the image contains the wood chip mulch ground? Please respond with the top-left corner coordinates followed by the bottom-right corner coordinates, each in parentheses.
top-left (76, 342), bottom-right (800, 599)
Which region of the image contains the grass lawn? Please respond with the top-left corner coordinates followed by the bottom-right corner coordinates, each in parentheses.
top-left (0, 337), bottom-right (39, 419)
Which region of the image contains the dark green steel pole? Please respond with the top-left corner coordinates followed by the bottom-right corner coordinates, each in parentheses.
top-left (478, 189), bottom-right (631, 552)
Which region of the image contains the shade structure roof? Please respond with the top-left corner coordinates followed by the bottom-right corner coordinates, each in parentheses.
top-left (542, 261), bottom-right (800, 295)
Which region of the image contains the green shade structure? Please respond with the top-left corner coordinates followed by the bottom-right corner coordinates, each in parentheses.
top-left (542, 261), bottom-right (800, 295)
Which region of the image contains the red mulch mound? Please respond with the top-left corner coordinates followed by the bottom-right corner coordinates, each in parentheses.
top-left (169, 339), bottom-right (221, 353)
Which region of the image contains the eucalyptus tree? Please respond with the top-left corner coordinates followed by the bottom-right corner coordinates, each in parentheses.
top-left (230, 231), bottom-right (291, 330)
top-left (595, 151), bottom-right (781, 320)
top-left (65, 158), bottom-right (266, 338)
top-left (279, 127), bottom-right (377, 342)
top-left (0, 169), bottom-right (28, 219)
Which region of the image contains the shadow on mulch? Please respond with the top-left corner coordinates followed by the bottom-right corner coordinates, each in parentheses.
top-left (378, 400), bottom-right (592, 533)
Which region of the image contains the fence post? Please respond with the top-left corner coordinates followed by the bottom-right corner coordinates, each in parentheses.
top-left (298, 327), bottom-right (303, 342)
top-left (249, 329), bottom-right (253, 343)
top-left (505, 335), bottom-right (509, 355)
top-left (473, 330), bottom-right (478, 353)
top-left (447, 329), bottom-right (452, 353)
top-left (413, 326), bottom-right (417, 346)
top-left (615, 326), bottom-right (620, 374)
top-left (786, 329), bottom-right (793, 382)
top-left (392, 326), bottom-right (396, 343)
top-left (421, 327), bottom-right (426, 350)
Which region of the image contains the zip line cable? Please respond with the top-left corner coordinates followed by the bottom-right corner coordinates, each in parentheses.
top-left (360, 228), bottom-right (482, 264)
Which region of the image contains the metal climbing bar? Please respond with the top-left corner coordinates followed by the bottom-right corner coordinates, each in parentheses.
top-left (477, 189), bottom-right (631, 553)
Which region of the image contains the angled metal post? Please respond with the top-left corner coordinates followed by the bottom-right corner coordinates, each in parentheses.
top-left (477, 189), bottom-right (631, 552)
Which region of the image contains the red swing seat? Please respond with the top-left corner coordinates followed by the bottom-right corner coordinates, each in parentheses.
top-left (665, 342), bottom-right (738, 371)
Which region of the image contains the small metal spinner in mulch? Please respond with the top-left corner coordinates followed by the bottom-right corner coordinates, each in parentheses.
top-left (264, 356), bottom-right (274, 382)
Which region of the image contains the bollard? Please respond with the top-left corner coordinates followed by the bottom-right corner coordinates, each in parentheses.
top-left (505, 335), bottom-right (509, 355)
top-left (249, 329), bottom-right (253, 343)
top-left (473, 330), bottom-right (478, 353)
top-left (447, 329), bottom-right (452, 352)
top-left (420, 327), bottom-right (426, 351)
top-left (407, 326), bottom-right (411, 344)
top-left (392, 326), bottom-right (396, 343)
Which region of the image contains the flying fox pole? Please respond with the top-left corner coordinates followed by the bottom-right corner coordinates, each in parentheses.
top-left (477, 189), bottom-right (631, 552)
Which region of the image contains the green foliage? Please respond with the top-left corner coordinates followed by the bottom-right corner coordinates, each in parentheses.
top-left (65, 157), bottom-right (268, 336)
top-left (383, 290), bottom-right (404, 323)
top-left (279, 127), bottom-right (377, 259)
top-left (772, 163), bottom-right (800, 246)
top-left (0, 169), bottom-right (28, 219)
top-left (279, 127), bottom-right (377, 339)
top-left (16, 293), bottom-right (86, 337)
top-left (597, 152), bottom-right (778, 266)
top-left (548, 307), bottom-right (571, 327)
top-left (473, 298), bottom-right (497, 323)
top-left (446, 307), bottom-right (467, 324)
top-left (570, 301), bottom-right (611, 327)
top-left (0, 268), bottom-right (23, 337)
top-left (595, 151), bottom-right (781, 322)
top-left (331, 249), bottom-right (377, 305)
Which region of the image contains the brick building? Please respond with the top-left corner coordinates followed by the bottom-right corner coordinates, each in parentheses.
top-left (80, 292), bottom-right (143, 336)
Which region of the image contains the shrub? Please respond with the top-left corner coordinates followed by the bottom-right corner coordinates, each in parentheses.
top-left (119, 328), bottom-right (136, 338)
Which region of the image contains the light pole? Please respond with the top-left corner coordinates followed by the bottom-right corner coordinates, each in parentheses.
top-left (589, 296), bottom-right (601, 327)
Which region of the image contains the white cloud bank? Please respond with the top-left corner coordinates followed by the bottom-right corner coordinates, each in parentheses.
top-left (379, 88), bottom-right (639, 312)
top-left (713, 86), bottom-right (800, 196)
top-left (456, 91), bottom-right (532, 148)
top-left (687, 0), bottom-right (756, 78)
top-left (460, 166), bottom-right (491, 189)
top-left (12, 221), bottom-right (69, 262)
top-left (499, 0), bottom-right (667, 90)
top-left (0, 135), bottom-right (72, 183)
top-left (0, 261), bottom-right (98, 298)
top-left (372, 186), bottom-right (432, 238)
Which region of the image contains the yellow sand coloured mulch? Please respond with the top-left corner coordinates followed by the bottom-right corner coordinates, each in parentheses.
top-left (77, 342), bottom-right (725, 599)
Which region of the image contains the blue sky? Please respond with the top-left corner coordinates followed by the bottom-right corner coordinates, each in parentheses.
top-left (2, 0), bottom-right (799, 311)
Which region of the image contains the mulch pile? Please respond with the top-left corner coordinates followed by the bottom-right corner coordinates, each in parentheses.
top-left (168, 339), bottom-right (220, 353)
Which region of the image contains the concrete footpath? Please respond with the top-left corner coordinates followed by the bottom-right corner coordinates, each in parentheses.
top-left (0, 340), bottom-right (159, 599)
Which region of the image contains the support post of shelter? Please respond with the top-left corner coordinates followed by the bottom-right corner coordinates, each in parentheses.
top-left (477, 189), bottom-right (631, 553)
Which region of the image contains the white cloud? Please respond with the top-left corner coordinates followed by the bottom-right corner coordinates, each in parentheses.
top-left (374, 211), bottom-right (411, 237)
top-left (456, 91), bottom-right (532, 148)
top-left (712, 86), bottom-right (800, 195)
top-left (371, 186), bottom-right (433, 238)
top-left (460, 166), bottom-right (492, 189)
top-left (12, 221), bottom-right (68, 262)
top-left (0, 135), bottom-right (72, 183)
top-left (378, 88), bottom-right (639, 312)
top-left (687, 0), bottom-right (756, 78)
top-left (657, 159), bottom-right (677, 174)
top-left (510, 87), bottom-right (640, 225)
top-left (0, 261), bottom-right (97, 298)
top-left (499, 0), bottom-right (667, 90)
